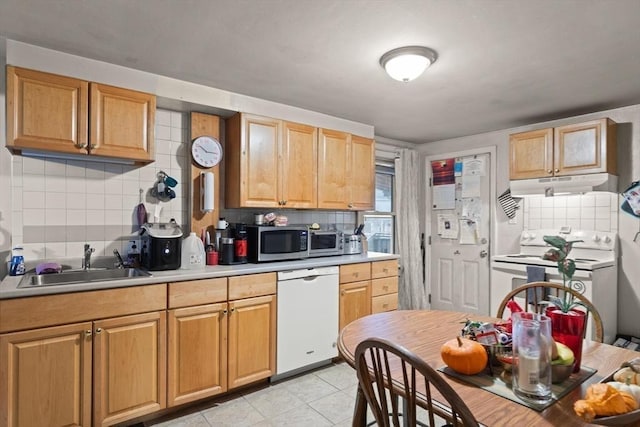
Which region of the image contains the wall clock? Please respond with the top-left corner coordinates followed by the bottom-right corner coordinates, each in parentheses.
top-left (191, 136), bottom-right (223, 168)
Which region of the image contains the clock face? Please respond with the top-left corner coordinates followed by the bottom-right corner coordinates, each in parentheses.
top-left (191, 136), bottom-right (223, 168)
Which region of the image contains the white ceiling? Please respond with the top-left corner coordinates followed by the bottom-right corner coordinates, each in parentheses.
top-left (1, 0), bottom-right (640, 144)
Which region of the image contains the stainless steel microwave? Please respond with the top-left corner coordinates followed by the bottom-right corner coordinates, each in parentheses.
top-left (309, 230), bottom-right (343, 257)
top-left (247, 225), bottom-right (309, 263)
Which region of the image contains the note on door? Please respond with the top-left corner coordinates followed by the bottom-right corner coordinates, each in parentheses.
top-left (437, 214), bottom-right (459, 239)
top-left (459, 219), bottom-right (479, 245)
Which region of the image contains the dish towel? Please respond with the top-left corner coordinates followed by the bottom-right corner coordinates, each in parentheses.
top-left (498, 189), bottom-right (520, 219)
top-left (526, 265), bottom-right (547, 307)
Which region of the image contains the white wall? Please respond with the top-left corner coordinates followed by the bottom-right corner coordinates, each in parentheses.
top-left (418, 105), bottom-right (640, 337)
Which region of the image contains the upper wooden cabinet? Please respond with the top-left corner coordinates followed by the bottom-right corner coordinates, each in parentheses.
top-left (226, 112), bottom-right (374, 210)
top-left (226, 114), bottom-right (317, 209)
top-left (89, 83), bottom-right (155, 162)
top-left (318, 130), bottom-right (375, 210)
top-left (510, 118), bottom-right (616, 180)
top-left (6, 66), bottom-right (155, 163)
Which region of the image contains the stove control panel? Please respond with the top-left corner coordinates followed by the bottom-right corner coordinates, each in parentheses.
top-left (520, 229), bottom-right (617, 251)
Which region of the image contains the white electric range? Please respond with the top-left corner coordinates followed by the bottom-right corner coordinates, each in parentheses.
top-left (490, 227), bottom-right (618, 344)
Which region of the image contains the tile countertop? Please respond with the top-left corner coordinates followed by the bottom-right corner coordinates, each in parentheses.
top-left (0, 252), bottom-right (400, 300)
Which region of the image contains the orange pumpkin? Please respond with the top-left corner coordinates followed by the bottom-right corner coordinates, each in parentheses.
top-left (441, 336), bottom-right (488, 375)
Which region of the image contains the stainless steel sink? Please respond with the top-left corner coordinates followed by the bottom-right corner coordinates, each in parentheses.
top-left (18, 268), bottom-right (152, 288)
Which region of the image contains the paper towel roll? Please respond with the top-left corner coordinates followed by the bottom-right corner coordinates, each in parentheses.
top-left (201, 172), bottom-right (214, 213)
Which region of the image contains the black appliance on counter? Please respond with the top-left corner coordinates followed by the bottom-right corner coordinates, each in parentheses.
top-left (140, 221), bottom-right (183, 270)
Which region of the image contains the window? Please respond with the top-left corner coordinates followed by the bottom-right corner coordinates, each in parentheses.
top-left (362, 163), bottom-right (395, 254)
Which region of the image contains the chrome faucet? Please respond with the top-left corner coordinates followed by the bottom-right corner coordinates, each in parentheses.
top-left (82, 244), bottom-right (95, 270)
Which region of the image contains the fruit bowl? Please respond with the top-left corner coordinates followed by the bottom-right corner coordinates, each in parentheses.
top-left (551, 362), bottom-right (575, 383)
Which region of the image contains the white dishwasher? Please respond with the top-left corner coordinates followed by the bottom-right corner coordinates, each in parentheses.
top-left (276, 266), bottom-right (339, 377)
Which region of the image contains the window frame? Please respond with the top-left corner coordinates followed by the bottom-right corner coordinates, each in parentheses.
top-left (359, 161), bottom-right (396, 254)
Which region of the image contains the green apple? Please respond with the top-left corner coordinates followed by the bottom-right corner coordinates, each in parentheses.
top-left (551, 342), bottom-right (575, 366)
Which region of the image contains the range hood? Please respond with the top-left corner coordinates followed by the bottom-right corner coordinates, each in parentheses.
top-left (510, 173), bottom-right (618, 197)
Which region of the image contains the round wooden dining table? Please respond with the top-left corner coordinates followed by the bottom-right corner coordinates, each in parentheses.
top-left (338, 310), bottom-right (639, 427)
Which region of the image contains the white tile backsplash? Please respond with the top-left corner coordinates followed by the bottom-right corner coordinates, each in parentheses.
top-left (523, 193), bottom-right (618, 232)
top-left (11, 109), bottom-right (191, 260)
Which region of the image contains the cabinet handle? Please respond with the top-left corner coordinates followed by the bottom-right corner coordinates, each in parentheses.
top-left (223, 309), bottom-right (228, 315)
top-left (348, 203), bottom-right (353, 208)
top-left (95, 328), bottom-right (103, 334)
top-left (283, 200), bottom-right (287, 205)
top-left (85, 329), bottom-right (92, 337)
top-left (75, 142), bottom-right (88, 149)
top-left (341, 290), bottom-right (345, 296)
top-left (547, 169), bottom-right (553, 174)
top-left (383, 286), bottom-right (388, 291)
top-left (555, 169), bottom-right (559, 173)
top-left (230, 307), bottom-right (235, 313)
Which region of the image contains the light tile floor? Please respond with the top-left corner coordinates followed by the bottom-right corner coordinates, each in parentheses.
top-left (148, 362), bottom-right (361, 427)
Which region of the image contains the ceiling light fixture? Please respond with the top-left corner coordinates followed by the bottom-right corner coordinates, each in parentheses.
top-left (380, 46), bottom-right (438, 82)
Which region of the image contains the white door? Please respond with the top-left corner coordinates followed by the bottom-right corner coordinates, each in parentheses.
top-left (426, 150), bottom-right (494, 315)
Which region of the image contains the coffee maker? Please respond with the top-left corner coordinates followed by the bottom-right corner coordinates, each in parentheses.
top-left (219, 223), bottom-right (248, 265)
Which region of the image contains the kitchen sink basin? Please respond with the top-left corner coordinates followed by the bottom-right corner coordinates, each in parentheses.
top-left (18, 268), bottom-right (152, 288)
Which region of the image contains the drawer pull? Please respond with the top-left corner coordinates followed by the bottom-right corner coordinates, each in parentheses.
top-left (85, 329), bottom-right (92, 337)
top-left (95, 328), bottom-right (103, 334)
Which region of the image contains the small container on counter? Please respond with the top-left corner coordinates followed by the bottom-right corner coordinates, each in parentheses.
top-left (9, 247), bottom-right (25, 276)
top-left (181, 232), bottom-right (205, 269)
top-left (219, 238), bottom-right (235, 265)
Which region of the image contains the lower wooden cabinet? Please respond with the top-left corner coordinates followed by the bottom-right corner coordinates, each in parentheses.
top-left (339, 260), bottom-right (399, 330)
top-left (339, 280), bottom-right (371, 331)
top-left (227, 293), bottom-right (277, 389)
top-left (167, 303), bottom-right (227, 406)
top-left (0, 322), bottom-right (92, 427)
top-left (226, 273), bottom-right (277, 390)
top-left (0, 311), bottom-right (166, 427)
top-left (93, 311), bottom-right (166, 427)
top-left (371, 260), bottom-right (399, 314)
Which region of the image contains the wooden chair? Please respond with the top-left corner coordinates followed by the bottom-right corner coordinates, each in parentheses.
top-left (496, 281), bottom-right (604, 342)
top-left (354, 337), bottom-right (480, 427)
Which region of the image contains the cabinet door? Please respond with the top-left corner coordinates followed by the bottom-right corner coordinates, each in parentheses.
top-left (554, 118), bottom-right (616, 176)
top-left (168, 303), bottom-right (227, 407)
top-left (350, 135), bottom-right (375, 210)
top-left (6, 66), bottom-right (89, 154)
top-left (509, 128), bottom-right (554, 180)
top-left (93, 311), bottom-right (166, 427)
top-left (227, 295), bottom-right (276, 389)
top-left (281, 121), bottom-right (318, 208)
top-left (0, 322), bottom-right (92, 427)
top-left (339, 281), bottom-right (371, 331)
top-left (89, 83), bottom-right (155, 162)
top-left (318, 129), bottom-right (351, 209)
top-left (238, 115), bottom-right (282, 207)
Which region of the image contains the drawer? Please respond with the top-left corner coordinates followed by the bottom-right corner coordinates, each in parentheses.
top-left (371, 277), bottom-right (398, 297)
top-left (0, 284), bottom-right (167, 333)
top-left (371, 260), bottom-right (398, 279)
top-left (228, 272), bottom-right (276, 300)
top-left (340, 263), bottom-right (371, 284)
top-left (372, 293), bottom-right (398, 314)
top-left (168, 277), bottom-right (227, 308)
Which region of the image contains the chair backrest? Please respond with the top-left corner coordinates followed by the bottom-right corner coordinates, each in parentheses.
top-left (495, 281), bottom-right (604, 342)
top-left (355, 337), bottom-right (479, 427)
